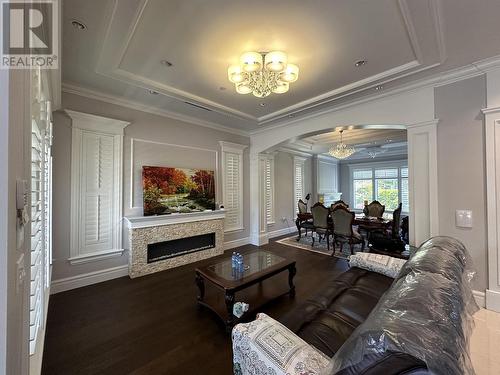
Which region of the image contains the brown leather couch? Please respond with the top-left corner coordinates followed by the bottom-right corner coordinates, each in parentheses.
top-left (279, 267), bottom-right (428, 374)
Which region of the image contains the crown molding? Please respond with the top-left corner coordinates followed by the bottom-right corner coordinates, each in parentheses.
top-left (278, 147), bottom-right (314, 158)
top-left (65, 109), bottom-right (130, 134)
top-left (250, 58), bottom-right (493, 136)
top-left (62, 82), bottom-right (250, 137)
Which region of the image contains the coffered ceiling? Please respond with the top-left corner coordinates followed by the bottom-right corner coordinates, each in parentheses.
top-left (63, 0), bottom-right (500, 132)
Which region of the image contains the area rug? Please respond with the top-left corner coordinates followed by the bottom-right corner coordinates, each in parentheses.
top-left (276, 233), bottom-right (360, 260)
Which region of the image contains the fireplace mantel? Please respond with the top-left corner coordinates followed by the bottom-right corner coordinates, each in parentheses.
top-left (124, 210), bottom-right (225, 229)
top-left (124, 210), bottom-right (225, 278)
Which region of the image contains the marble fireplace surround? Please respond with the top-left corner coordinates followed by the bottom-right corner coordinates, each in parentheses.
top-left (124, 211), bottom-right (225, 278)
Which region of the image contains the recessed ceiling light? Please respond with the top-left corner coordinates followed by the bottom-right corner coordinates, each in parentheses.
top-left (374, 85), bottom-right (384, 91)
top-left (259, 103), bottom-right (266, 107)
top-left (148, 90), bottom-right (159, 95)
top-left (288, 114), bottom-right (295, 118)
top-left (355, 60), bottom-right (367, 67)
top-left (160, 59), bottom-right (173, 67)
top-left (219, 86), bottom-right (227, 91)
top-left (71, 20), bottom-right (87, 30)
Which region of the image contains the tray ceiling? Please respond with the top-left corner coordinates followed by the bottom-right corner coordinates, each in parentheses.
top-left (62, 0), bottom-right (500, 131)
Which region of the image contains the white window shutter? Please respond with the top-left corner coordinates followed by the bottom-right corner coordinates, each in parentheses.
top-left (264, 156), bottom-right (275, 225)
top-left (294, 157), bottom-right (306, 212)
top-left (67, 110), bottom-right (129, 264)
top-left (220, 142), bottom-right (247, 232)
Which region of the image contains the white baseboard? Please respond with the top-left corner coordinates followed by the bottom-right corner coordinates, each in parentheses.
top-left (473, 290), bottom-right (486, 308)
top-left (267, 226), bottom-right (296, 239)
top-left (486, 289), bottom-right (500, 312)
top-left (223, 237), bottom-right (251, 251)
top-left (50, 264), bottom-right (129, 294)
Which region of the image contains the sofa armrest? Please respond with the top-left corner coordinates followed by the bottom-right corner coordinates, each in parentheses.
top-left (232, 313), bottom-right (330, 375)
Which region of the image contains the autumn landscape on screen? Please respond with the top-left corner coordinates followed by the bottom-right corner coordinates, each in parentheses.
top-left (142, 166), bottom-right (215, 216)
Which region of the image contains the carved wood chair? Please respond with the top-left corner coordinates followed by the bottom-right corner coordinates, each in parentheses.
top-left (331, 206), bottom-right (365, 255)
top-left (330, 200), bottom-right (349, 212)
top-left (311, 203), bottom-right (332, 251)
top-left (367, 200), bottom-right (385, 218)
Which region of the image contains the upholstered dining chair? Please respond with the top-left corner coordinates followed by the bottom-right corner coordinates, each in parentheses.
top-left (297, 199), bottom-right (308, 214)
top-left (331, 206), bottom-right (365, 255)
top-left (330, 200), bottom-right (349, 212)
top-left (370, 203), bottom-right (405, 252)
top-left (366, 200), bottom-right (385, 218)
top-left (311, 203), bottom-right (332, 251)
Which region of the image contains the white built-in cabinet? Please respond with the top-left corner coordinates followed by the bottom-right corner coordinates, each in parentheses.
top-left (66, 110), bottom-right (129, 264)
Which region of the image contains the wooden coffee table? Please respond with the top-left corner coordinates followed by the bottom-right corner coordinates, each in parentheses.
top-left (195, 250), bottom-right (296, 332)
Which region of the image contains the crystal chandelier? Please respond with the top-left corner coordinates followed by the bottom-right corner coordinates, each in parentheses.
top-left (227, 51), bottom-right (299, 98)
top-left (328, 130), bottom-right (356, 159)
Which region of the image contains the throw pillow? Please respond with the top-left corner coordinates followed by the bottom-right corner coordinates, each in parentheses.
top-left (349, 252), bottom-right (406, 278)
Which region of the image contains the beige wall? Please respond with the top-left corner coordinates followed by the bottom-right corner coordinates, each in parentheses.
top-left (52, 92), bottom-right (250, 281)
top-left (267, 151), bottom-right (313, 236)
top-left (435, 75), bottom-right (488, 291)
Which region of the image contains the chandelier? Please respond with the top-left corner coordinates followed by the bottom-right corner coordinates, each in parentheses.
top-left (328, 130), bottom-right (356, 159)
top-left (227, 51), bottom-right (299, 98)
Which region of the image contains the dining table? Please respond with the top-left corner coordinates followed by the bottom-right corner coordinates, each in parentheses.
top-left (295, 212), bottom-right (392, 241)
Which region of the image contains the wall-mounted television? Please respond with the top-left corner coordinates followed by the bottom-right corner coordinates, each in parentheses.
top-left (142, 166), bottom-right (215, 216)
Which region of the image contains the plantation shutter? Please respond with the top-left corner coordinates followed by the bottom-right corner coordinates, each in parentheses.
top-left (264, 156), bottom-right (275, 224)
top-left (220, 142), bottom-right (247, 232)
top-left (30, 119), bottom-right (43, 355)
top-left (294, 157), bottom-right (305, 212)
top-left (223, 152), bottom-right (242, 230)
top-left (80, 132), bottom-right (114, 254)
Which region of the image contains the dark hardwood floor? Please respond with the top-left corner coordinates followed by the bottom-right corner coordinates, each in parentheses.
top-left (42, 236), bottom-right (349, 375)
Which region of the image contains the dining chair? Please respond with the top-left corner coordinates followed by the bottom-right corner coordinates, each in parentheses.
top-left (331, 206), bottom-right (365, 255)
top-left (367, 200), bottom-right (385, 218)
top-left (330, 200), bottom-right (349, 211)
top-left (369, 203), bottom-right (405, 252)
top-left (311, 203), bottom-right (332, 251)
top-left (297, 199), bottom-right (308, 214)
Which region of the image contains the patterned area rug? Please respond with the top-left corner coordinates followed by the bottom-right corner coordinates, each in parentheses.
top-left (276, 233), bottom-right (363, 260)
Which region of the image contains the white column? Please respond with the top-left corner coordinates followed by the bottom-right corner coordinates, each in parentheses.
top-left (481, 66), bottom-right (500, 311)
top-left (249, 152), bottom-right (268, 245)
top-left (406, 120), bottom-right (439, 247)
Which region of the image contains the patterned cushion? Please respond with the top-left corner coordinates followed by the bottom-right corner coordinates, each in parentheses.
top-left (349, 253), bottom-right (406, 278)
top-left (232, 313), bottom-right (330, 375)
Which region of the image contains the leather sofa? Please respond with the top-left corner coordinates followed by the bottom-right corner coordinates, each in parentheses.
top-left (232, 236), bottom-right (478, 375)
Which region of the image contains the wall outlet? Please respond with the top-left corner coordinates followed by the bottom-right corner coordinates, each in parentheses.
top-left (456, 210), bottom-right (473, 228)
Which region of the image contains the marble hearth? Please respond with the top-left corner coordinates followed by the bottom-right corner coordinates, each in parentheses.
top-left (124, 211), bottom-right (225, 278)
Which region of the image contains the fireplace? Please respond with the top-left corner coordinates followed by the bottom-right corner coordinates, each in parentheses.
top-left (124, 211), bottom-right (225, 278)
top-left (147, 233), bottom-right (216, 263)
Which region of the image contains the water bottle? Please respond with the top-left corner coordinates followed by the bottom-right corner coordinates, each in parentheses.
top-left (238, 254), bottom-right (244, 273)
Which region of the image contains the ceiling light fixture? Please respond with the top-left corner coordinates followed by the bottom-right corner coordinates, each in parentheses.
top-left (148, 89), bottom-right (159, 95)
top-left (355, 60), bottom-right (367, 67)
top-left (160, 59), bottom-right (173, 67)
top-left (71, 20), bottom-right (87, 30)
top-left (374, 85), bottom-right (384, 91)
top-left (228, 51), bottom-right (299, 98)
top-left (328, 130), bottom-right (356, 159)
top-left (365, 146), bottom-right (387, 159)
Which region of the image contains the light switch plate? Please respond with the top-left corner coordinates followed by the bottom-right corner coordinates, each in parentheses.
top-left (456, 210), bottom-right (473, 228)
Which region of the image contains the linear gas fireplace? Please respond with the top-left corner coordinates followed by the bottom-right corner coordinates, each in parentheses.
top-left (147, 233), bottom-right (216, 263)
top-left (124, 211), bottom-right (225, 278)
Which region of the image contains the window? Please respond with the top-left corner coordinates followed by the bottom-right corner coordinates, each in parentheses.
top-left (67, 111), bottom-right (128, 264)
top-left (30, 69), bottom-right (53, 356)
top-left (263, 156), bottom-right (275, 225)
top-left (294, 157), bottom-right (306, 212)
top-left (220, 142), bottom-right (247, 232)
top-left (351, 163), bottom-right (409, 212)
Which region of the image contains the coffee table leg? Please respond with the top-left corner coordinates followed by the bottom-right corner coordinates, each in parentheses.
top-left (225, 291), bottom-right (235, 333)
top-left (195, 271), bottom-right (205, 303)
top-left (288, 264), bottom-right (296, 298)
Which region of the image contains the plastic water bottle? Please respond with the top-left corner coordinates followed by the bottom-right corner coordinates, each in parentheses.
top-left (231, 252), bottom-right (237, 269)
top-left (238, 254), bottom-right (244, 273)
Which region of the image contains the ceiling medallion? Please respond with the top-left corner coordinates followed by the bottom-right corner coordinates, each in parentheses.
top-left (328, 130), bottom-right (356, 159)
top-left (227, 51), bottom-right (299, 98)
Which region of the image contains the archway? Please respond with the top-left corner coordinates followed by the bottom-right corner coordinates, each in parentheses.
top-left (248, 86), bottom-right (439, 248)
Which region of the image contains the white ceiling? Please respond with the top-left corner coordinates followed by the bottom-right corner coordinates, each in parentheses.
top-left (63, 0), bottom-right (500, 132)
